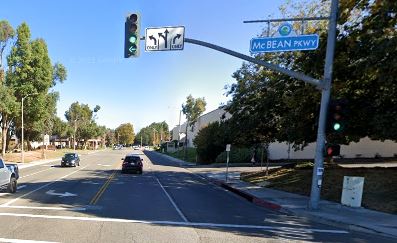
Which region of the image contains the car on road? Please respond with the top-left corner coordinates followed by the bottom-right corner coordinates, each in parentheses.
top-left (121, 154), bottom-right (143, 174)
top-left (61, 153), bottom-right (80, 167)
top-left (0, 159), bottom-right (19, 193)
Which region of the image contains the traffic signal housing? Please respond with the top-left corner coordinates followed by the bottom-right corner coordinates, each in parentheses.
top-left (124, 13), bottom-right (140, 58)
top-left (327, 99), bottom-right (348, 133)
top-left (324, 143), bottom-right (341, 157)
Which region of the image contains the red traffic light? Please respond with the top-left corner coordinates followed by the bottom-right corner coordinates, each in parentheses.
top-left (325, 144), bottom-right (340, 157)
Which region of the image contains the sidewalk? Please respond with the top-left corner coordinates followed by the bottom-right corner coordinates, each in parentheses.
top-left (154, 151), bottom-right (397, 239)
top-left (15, 149), bottom-right (103, 170)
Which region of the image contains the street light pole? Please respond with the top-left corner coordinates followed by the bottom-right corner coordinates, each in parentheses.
top-left (21, 97), bottom-right (25, 163)
top-left (74, 119), bottom-right (77, 152)
top-left (177, 110), bottom-right (181, 145)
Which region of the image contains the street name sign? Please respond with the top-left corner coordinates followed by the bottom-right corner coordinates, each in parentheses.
top-left (145, 26), bottom-right (185, 51)
top-left (250, 22), bottom-right (319, 53)
top-left (250, 35), bottom-right (319, 53)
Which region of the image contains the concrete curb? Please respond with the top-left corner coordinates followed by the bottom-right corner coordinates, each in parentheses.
top-left (211, 176), bottom-right (396, 238)
top-left (18, 158), bottom-right (61, 170)
top-left (202, 175), bottom-right (397, 239)
top-left (206, 176), bottom-right (284, 212)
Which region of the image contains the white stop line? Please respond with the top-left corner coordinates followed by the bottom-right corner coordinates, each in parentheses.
top-left (0, 237), bottom-right (59, 243)
top-left (0, 212), bottom-right (349, 234)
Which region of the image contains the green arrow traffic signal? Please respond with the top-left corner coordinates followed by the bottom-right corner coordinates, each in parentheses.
top-left (124, 13), bottom-right (140, 58)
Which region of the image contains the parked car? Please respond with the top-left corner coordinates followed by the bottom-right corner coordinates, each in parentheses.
top-left (61, 153), bottom-right (80, 167)
top-left (113, 144), bottom-right (123, 150)
top-left (121, 154), bottom-right (143, 174)
top-left (0, 159), bottom-right (19, 193)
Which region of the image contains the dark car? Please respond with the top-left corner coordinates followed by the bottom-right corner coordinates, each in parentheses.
top-left (61, 153), bottom-right (80, 167)
top-left (121, 154), bottom-right (143, 174)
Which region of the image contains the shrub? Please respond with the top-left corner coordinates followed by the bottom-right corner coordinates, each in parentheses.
top-left (193, 122), bottom-right (229, 164)
top-left (216, 147), bottom-right (255, 163)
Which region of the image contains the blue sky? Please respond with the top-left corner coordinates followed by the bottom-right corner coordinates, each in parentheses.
top-left (1, 0), bottom-right (285, 132)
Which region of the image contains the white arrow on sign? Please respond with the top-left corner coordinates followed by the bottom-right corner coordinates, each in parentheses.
top-left (46, 190), bottom-right (77, 197)
top-left (145, 26), bottom-right (185, 51)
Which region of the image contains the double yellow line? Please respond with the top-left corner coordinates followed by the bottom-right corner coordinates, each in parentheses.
top-left (89, 165), bottom-right (119, 205)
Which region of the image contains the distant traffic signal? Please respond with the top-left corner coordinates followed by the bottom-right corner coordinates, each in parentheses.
top-left (124, 13), bottom-right (140, 58)
top-left (324, 143), bottom-right (341, 157)
top-left (327, 99), bottom-right (348, 133)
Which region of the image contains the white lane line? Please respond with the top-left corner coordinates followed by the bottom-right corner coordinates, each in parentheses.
top-left (97, 164), bottom-right (111, 167)
top-left (0, 237), bottom-right (59, 243)
top-left (155, 177), bottom-right (188, 222)
top-left (0, 212), bottom-right (349, 234)
top-left (20, 168), bottom-right (54, 179)
top-left (0, 205), bottom-right (86, 211)
top-left (2, 165), bottom-right (89, 206)
top-left (17, 185), bottom-right (27, 190)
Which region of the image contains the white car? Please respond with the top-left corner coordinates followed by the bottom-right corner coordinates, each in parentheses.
top-left (0, 159), bottom-right (19, 193)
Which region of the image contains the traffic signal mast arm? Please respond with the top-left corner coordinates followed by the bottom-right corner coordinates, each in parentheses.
top-left (140, 36), bottom-right (322, 88)
top-left (138, 0), bottom-right (337, 210)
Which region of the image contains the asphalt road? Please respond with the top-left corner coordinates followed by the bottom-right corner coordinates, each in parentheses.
top-left (0, 149), bottom-right (394, 243)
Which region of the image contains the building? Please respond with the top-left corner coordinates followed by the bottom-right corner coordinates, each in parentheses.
top-left (171, 107), bottom-right (232, 147)
top-left (268, 137), bottom-right (397, 160)
top-left (171, 107), bottom-right (397, 160)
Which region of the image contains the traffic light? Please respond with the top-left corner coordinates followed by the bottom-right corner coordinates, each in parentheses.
top-left (327, 99), bottom-right (348, 133)
top-left (324, 143), bottom-right (341, 157)
top-left (124, 13), bottom-right (140, 58)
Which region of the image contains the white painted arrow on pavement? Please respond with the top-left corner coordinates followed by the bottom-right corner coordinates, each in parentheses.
top-left (46, 190), bottom-right (77, 197)
top-left (82, 181), bottom-right (101, 185)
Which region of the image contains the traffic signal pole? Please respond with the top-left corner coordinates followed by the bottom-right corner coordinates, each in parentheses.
top-left (137, 0), bottom-right (338, 210)
top-left (309, 0), bottom-right (338, 209)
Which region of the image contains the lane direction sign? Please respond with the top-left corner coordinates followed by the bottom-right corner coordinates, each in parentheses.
top-left (145, 26), bottom-right (185, 51)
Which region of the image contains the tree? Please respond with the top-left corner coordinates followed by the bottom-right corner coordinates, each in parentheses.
top-left (65, 102), bottom-right (105, 149)
top-left (105, 128), bottom-right (116, 146)
top-left (52, 116), bottom-right (72, 139)
top-left (115, 123), bottom-right (135, 145)
top-left (0, 20), bottom-right (15, 80)
top-left (1, 22), bottom-right (30, 156)
top-left (226, 0), bottom-right (397, 150)
top-left (65, 102), bottom-right (95, 149)
top-left (182, 95), bottom-right (206, 160)
top-left (0, 86), bottom-right (19, 154)
top-left (135, 121), bottom-right (170, 146)
top-left (4, 22), bottom-right (67, 151)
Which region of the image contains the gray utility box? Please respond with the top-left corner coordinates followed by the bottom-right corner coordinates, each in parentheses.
top-left (341, 176), bottom-right (365, 207)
